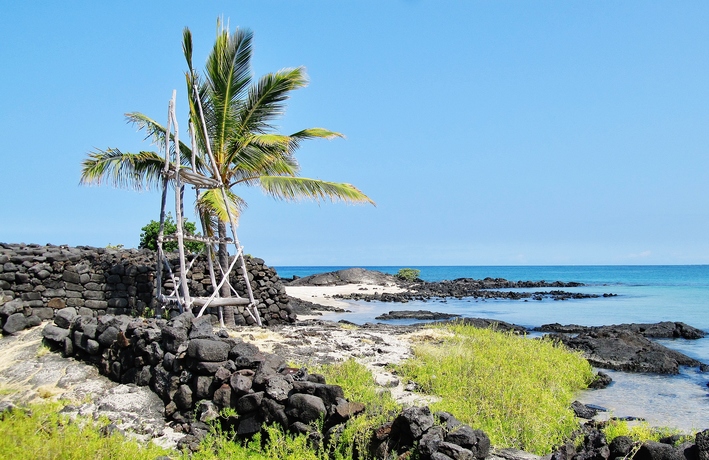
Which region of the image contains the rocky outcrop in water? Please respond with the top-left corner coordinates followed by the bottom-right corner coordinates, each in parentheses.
top-left (375, 310), bottom-right (461, 321)
top-left (545, 326), bottom-right (708, 374)
top-left (292, 268), bottom-right (610, 304)
top-left (286, 268), bottom-right (399, 286)
top-left (536, 321), bottom-right (706, 340)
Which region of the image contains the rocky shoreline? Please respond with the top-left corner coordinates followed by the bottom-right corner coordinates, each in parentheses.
top-left (287, 268), bottom-right (709, 375)
top-left (285, 268), bottom-right (615, 303)
top-left (2, 262), bottom-right (709, 459)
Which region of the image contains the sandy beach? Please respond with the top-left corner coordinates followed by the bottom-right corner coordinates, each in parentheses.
top-left (285, 283), bottom-right (406, 310)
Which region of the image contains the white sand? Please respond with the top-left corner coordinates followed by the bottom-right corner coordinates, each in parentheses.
top-left (285, 283), bottom-right (406, 309)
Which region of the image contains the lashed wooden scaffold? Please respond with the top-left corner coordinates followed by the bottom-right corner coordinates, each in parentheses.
top-left (154, 89), bottom-right (262, 327)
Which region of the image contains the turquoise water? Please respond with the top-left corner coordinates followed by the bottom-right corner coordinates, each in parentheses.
top-left (276, 265), bottom-right (709, 330)
top-left (276, 265), bottom-right (709, 431)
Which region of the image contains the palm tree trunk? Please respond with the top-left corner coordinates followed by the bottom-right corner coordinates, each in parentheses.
top-left (217, 220), bottom-right (230, 298)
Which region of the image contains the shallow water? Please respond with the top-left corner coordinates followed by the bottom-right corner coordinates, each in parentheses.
top-left (276, 265), bottom-right (709, 432)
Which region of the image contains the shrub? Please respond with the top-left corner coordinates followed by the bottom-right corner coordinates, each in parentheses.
top-left (394, 323), bottom-right (595, 454)
top-left (396, 268), bottom-right (420, 281)
top-left (139, 212), bottom-right (204, 253)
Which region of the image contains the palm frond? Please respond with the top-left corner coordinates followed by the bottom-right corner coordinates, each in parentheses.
top-left (239, 67), bottom-right (308, 134)
top-left (182, 27), bottom-right (194, 74)
top-left (285, 128), bottom-right (345, 155)
top-left (205, 26), bottom-right (253, 159)
top-left (196, 188), bottom-right (246, 224)
top-left (79, 149), bottom-right (166, 190)
top-left (258, 176), bottom-right (375, 205)
top-left (124, 113), bottom-right (204, 171)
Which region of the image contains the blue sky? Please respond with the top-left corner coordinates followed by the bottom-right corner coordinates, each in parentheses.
top-left (1, 1), bottom-right (708, 266)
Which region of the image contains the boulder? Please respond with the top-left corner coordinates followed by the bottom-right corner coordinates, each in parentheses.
top-left (286, 393), bottom-right (326, 424)
top-left (42, 324), bottom-right (71, 343)
top-left (54, 307), bottom-right (77, 329)
top-left (635, 441), bottom-right (684, 460)
top-left (187, 339), bottom-right (230, 362)
top-left (3, 312), bottom-right (28, 334)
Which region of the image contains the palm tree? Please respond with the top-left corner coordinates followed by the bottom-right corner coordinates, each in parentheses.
top-left (81, 23), bottom-right (374, 287)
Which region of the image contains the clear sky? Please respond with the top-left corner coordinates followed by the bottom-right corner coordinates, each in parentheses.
top-left (1, 1), bottom-right (708, 266)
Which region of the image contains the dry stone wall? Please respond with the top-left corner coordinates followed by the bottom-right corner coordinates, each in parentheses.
top-left (0, 243), bottom-right (295, 335)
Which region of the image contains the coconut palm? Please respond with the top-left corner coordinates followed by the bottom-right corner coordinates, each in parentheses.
top-left (81, 23), bottom-right (374, 269)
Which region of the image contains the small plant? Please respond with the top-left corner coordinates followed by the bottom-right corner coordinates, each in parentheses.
top-left (106, 243), bottom-right (124, 250)
top-left (35, 344), bottom-right (51, 358)
top-left (139, 212), bottom-right (204, 253)
top-left (220, 406), bottom-right (237, 418)
top-left (396, 268), bottom-right (420, 281)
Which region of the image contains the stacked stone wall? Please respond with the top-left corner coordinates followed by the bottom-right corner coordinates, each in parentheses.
top-left (41, 310), bottom-right (493, 458)
top-left (0, 243), bottom-right (294, 335)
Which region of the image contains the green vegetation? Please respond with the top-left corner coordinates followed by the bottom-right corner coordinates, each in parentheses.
top-left (0, 401), bottom-right (173, 459)
top-left (396, 268), bottom-right (420, 281)
top-left (138, 212), bottom-right (204, 253)
top-left (394, 323), bottom-right (595, 454)
top-left (315, 359), bottom-right (399, 459)
top-left (602, 419), bottom-right (688, 445)
top-left (191, 425), bottom-right (322, 460)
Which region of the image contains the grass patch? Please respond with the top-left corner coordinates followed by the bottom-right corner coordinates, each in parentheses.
top-left (191, 424), bottom-right (322, 460)
top-left (0, 400), bottom-right (174, 459)
top-left (602, 419), bottom-right (689, 445)
top-left (314, 359), bottom-right (400, 459)
top-left (394, 322), bottom-right (595, 454)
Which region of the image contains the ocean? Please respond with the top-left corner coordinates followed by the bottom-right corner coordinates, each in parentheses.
top-left (275, 265), bottom-right (709, 432)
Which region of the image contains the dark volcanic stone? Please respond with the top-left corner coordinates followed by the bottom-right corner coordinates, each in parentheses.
top-left (375, 310), bottom-right (461, 321)
top-left (571, 400), bottom-right (599, 419)
top-left (609, 436), bottom-right (634, 458)
top-left (54, 308), bottom-right (77, 329)
top-left (3, 313), bottom-right (28, 334)
top-left (550, 329), bottom-right (705, 374)
top-left (187, 339), bottom-right (230, 362)
top-left (588, 371), bottom-right (613, 389)
top-left (42, 324), bottom-right (70, 343)
top-left (236, 392), bottom-right (264, 415)
top-left (261, 398), bottom-right (289, 427)
top-left (286, 393), bottom-right (326, 424)
top-left (160, 326), bottom-right (188, 354)
top-left (635, 441), bottom-right (684, 460)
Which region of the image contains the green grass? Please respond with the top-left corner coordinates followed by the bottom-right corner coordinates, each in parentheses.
top-left (0, 400), bottom-right (174, 459)
top-left (190, 424), bottom-right (323, 460)
top-left (313, 359), bottom-right (400, 459)
top-left (602, 419), bottom-right (689, 445)
top-left (394, 323), bottom-right (595, 454)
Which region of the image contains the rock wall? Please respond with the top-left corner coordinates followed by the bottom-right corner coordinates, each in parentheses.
top-left (41, 310), bottom-right (363, 451)
top-left (40, 310), bottom-right (492, 458)
top-left (0, 243), bottom-right (295, 334)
